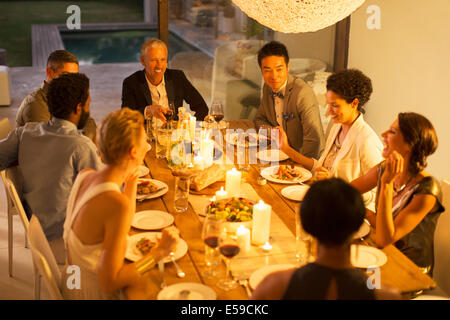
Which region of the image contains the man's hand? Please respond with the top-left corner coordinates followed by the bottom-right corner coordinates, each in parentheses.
top-left (144, 104), bottom-right (170, 123)
top-left (314, 166), bottom-right (331, 180)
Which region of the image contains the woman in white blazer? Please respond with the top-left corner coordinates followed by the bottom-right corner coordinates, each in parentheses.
top-left (277, 69), bottom-right (383, 209)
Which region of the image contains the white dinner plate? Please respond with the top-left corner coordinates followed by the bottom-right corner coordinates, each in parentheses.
top-left (138, 165), bottom-right (150, 177)
top-left (225, 132), bottom-right (258, 147)
top-left (351, 245), bottom-right (387, 268)
top-left (136, 178), bottom-right (169, 201)
top-left (249, 264), bottom-right (296, 290)
top-left (125, 232), bottom-right (188, 263)
top-left (352, 219), bottom-right (371, 239)
top-left (157, 282), bottom-right (217, 300)
top-left (261, 165), bottom-right (312, 184)
top-left (281, 185), bottom-right (310, 201)
top-left (256, 149), bottom-right (289, 162)
top-left (132, 210), bottom-right (174, 230)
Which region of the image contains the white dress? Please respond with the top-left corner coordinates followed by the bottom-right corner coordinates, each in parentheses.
top-left (61, 171), bottom-right (124, 300)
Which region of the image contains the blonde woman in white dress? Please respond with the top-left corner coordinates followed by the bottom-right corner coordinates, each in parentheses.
top-left (62, 108), bottom-right (178, 299)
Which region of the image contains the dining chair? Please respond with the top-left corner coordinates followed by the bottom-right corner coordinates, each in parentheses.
top-left (1, 166), bottom-right (27, 278)
top-left (432, 179), bottom-right (450, 296)
top-left (27, 215), bottom-right (63, 300)
top-left (0, 117), bottom-right (12, 139)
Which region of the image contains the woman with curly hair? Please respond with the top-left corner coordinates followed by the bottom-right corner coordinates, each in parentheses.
top-left (351, 112), bottom-right (444, 275)
top-left (278, 69), bottom-right (383, 209)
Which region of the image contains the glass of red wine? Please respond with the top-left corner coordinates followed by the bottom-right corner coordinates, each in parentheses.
top-left (217, 224), bottom-right (240, 290)
top-left (210, 101), bottom-right (225, 129)
top-left (201, 215), bottom-right (222, 279)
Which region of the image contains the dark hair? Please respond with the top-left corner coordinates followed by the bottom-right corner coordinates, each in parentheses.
top-left (257, 41), bottom-right (289, 67)
top-left (326, 69), bottom-right (373, 114)
top-left (47, 73), bottom-right (89, 120)
top-left (47, 50), bottom-right (79, 71)
top-left (300, 178), bottom-right (365, 246)
top-left (398, 112), bottom-right (438, 175)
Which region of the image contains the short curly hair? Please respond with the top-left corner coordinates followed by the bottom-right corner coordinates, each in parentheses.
top-left (97, 108), bottom-right (144, 165)
top-left (326, 69), bottom-right (373, 113)
top-left (257, 41), bottom-right (289, 68)
top-left (398, 112), bottom-right (438, 175)
top-left (300, 178), bottom-right (365, 247)
top-left (47, 73), bottom-right (89, 120)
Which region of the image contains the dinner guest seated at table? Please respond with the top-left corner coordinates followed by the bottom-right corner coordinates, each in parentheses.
top-left (121, 38), bottom-right (209, 122)
top-left (351, 112), bottom-right (444, 276)
top-left (62, 108), bottom-right (178, 300)
top-left (251, 178), bottom-right (400, 300)
top-left (277, 69), bottom-right (383, 210)
top-left (254, 41), bottom-right (324, 159)
top-left (0, 73), bottom-right (102, 264)
top-left (15, 50), bottom-right (97, 142)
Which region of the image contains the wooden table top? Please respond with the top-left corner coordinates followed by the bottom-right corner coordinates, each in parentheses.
top-left (134, 119), bottom-right (435, 300)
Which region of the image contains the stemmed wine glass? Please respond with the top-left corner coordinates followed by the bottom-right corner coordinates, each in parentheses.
top-left (217, 224), bottom-right (240, 290)
top-left (210, 101), bottom-right (224, 129)
top-left (201, 215), bottom-right (222, 279)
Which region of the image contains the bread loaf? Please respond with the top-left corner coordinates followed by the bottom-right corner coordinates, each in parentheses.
top-left (190, 164), bottom-right (227, 191)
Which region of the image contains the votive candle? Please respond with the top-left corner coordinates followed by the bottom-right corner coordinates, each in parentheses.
top-left (215, 186), bottom-right (228, 200)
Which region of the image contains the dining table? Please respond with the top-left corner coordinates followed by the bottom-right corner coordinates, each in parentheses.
top-left (130, 119), bottom-right (436, 300)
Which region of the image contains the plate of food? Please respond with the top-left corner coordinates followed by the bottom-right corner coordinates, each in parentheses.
top-left (125, 232), bottom-right (188, 263)
top-left (205, 197), bottom-right (254, 232)
top-left (256, 149), bottom-right (289, 162)
top-left (136, 178), bottom-right (168, 201)
top-left (281, 185), bottom-right (310, 201)
top-left (350, 245), bottom-right (387, 268)
top-left (261, 165), bottom-right (312, 184)
top-left (138, 165), bottom-right (149, 177)
top-left (249, 264), bottom-right (296, 290)
top-left (132, 210), bottom-right (174, 230)
top-left (225, 132), bottom-right (258, 147)
top-left (157, 282), bottom-right (217, 300)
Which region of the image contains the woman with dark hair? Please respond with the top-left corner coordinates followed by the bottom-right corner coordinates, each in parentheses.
top-left (351, 112), bottom-right (444, 275)
top-left (277, 69), bottom-right (383, 210)
top-left (251, 178), bottom-right (399, 300)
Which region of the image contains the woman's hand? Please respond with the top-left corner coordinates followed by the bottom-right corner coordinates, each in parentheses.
top-left (124, 166), bottom-right (140, 191)
top-left (381, 151), bottom-right (404, 185)
top-left (314, 166), bottom-right (331, 180)
top-left (152, 226), bottom-right (179, 261)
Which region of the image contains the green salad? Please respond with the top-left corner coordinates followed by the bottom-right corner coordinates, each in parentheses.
top-left (206, 197), bottom-right (254, 222)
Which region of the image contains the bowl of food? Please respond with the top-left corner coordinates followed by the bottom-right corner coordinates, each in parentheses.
top-left (205, 197), bottom-right (254, 233)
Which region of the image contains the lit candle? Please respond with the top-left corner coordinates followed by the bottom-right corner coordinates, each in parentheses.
top-left (201, 139), bottom-right (214, 168)
top-left (251, 200), bottom-right (271, 245)
top-left (215, 186), bottom-right (228, 200)
top-left (225, 168), bottom-right (241, 197)
top-left (236, 225), bottom-right (250, 253)
top-left (193, 155), bottom-right (204, 170)
top-left (262, 241), bottom-right (272, 252)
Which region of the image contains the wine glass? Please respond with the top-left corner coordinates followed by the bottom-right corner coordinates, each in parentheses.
top-left (201, 215), bottom-right (222, 278)
top-left (217, 224), bottom-right (240, 290)
top-left (166, 101), bottom-right (176, 122)
top-left (210, 101), bottom-right (224, 128)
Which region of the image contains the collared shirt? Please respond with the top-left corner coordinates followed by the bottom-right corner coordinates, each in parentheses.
top-left (145, 74), bottom-right (168, 108)
top-left (0, 118), bottom-right (102, 241)
top-left (274, 80), bottom-right (288, 126)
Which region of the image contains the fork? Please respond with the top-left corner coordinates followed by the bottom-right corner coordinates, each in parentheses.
top-left (170, 252), bottom-right (186, 278)
top-left (239, 279), bottom-right (252, 297)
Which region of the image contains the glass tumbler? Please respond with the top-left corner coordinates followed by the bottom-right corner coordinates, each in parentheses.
top-left (174, 176), bottom-right (190, 213)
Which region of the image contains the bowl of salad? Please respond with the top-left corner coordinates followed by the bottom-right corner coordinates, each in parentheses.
top-left (205, 197), bottom-right (254, 232)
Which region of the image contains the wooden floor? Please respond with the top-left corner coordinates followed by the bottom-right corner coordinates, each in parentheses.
top-left (31, 25), bottom-right (64, 67)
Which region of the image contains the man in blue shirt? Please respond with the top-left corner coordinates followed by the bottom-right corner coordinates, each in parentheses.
top-left (0, 73), bottom-right (102, 263)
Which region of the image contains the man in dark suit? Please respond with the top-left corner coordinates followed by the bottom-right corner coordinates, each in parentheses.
top-left (121, 38), bottom-right (209, 122)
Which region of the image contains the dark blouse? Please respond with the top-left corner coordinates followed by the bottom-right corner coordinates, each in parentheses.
top-left (375, 163), bottom-right (445, 275)
top-left (282, 263), bottom-right (375, 300)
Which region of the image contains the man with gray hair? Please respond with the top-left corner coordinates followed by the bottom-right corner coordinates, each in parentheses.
top-left (16, 50), bottom-right (97, 141)
top-left (121, 38), bottom-right (208, 121)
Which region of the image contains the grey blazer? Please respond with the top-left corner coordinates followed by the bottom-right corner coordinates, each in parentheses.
top-left (254, 74), bottom-right (324, 159)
